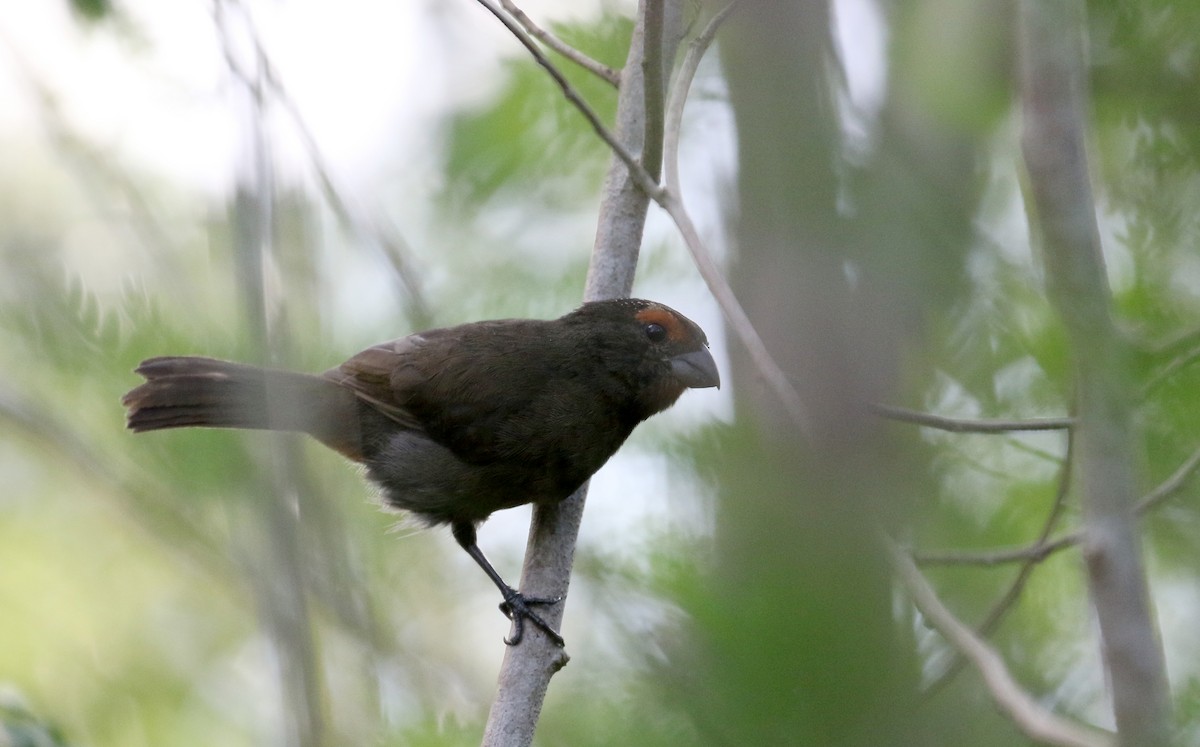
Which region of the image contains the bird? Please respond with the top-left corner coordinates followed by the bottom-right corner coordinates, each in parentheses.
top-left (122, 298), bottom-right (720, 646)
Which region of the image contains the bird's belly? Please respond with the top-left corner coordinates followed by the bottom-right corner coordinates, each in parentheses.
top-left (364, 431), bottom-right (586, 526)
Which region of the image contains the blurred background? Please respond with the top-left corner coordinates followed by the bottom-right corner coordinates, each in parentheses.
top-left (2, 0), bottom-right (1200, 745)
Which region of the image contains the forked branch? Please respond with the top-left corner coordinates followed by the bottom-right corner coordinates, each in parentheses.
top-left (888, 540), bottom-right (1115, 747)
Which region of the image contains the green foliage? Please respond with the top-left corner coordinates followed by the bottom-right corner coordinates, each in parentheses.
top-left (0, 694), bottom-right (75, 747)
top-left (440, 15), bottom-right (629, 213)
top-left (67, 0), bottom-right (111, 23)
top-left (1091, 0), bottom-right (1200, 164)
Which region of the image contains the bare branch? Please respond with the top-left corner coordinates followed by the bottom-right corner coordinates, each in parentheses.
top-left (215, 5), bottom-right (328, 744)
top-left (659, 193), bottom-right (812, 432)
top-left (1136, 442), bottom-right (1200, 512)
top-left (641, 0), bottom-right (666, 183)
top-left (499, 0), bottom-right (621, 86)
top-left (1020, 1), bottom-right (1170, 742)
top-left (1140, 341), bottom-right (1200, 398)
top-left (872, 404), bottom-right (1074, 433)
top-left (915, 533), bottom-right (1078, 567)
top-left (481, 3), bottom-right (666, 744)
top-left (657, 1), bottom-right (811, 433)
top-left (916, 441), bottom-right (1200, 568)
top-left (662, 0), bottom-right (741, 192)
top-left (924, 430), bottom-right (1075, 696)
top-left (887, 541), bottom-right (1116, 747)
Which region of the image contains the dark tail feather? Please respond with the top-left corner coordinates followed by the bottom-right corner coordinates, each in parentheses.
top-left (122, 356), bottom-right (364, 459)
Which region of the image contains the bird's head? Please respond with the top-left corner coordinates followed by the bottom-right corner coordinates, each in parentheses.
top-left (566, 298), bottom-right (719, 419)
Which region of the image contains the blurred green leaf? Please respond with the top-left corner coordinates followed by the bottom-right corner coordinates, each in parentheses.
top-left (440, 15), bottom-right (629, 212)
top-left (67, 0), bottom-right (111, 23)
top-left (0, 694), bottom-right (75, 747)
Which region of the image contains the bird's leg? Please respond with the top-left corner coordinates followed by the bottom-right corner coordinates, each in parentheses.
top-left (451, 521), bottom-right (564, 647)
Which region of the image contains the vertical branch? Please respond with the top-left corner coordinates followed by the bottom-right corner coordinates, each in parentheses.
top-left (1018, 2), bottom-right (1170, 745)
top-left (216, 3), bottom-right (328, 745)
top-left (641, 0), bottom-right (665, 182)
top-left (481, 1), bottom-right (681, 745)
top-left (706, 1), bottom-right (926, 743)
top-left (586, 1), bottom-right (663, 293)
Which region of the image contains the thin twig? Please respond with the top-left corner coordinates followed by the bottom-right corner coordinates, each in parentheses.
top-left (924, 429), bottom-right (1075, 696)
top-left (475, 0), bottom-right (661, 200)
top-left (872, 404), bottom-right (1074, 433)
top-left (976, 430), bottom-right (1073, 631)
top-left (659, 192), bottom-right (811, 432)
top-left (1136, 442), bottom-right (1200, 513)
top-left (1140, 342), bottom-right (1200, 398)
top-left (888, 540), bottom-right (1115, 747)
top-left (915, 442), bottom-right (1200, 567)
top-left (641, 0), bottom-right (666, 182)
top-left (662, 0), bottom-right (742, 192)
top-left (499, 0), bottom-right (620, 85)
top-left (657, 0), bottom-right (808, 433)
top-left (1136, 322), bottom-right (1200, 357)
top-left (915, 533), bottom-right (1079, 567)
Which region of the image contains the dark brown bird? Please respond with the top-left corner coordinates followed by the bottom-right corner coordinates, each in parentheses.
top-left (122, 298), bottom-right (719, 646)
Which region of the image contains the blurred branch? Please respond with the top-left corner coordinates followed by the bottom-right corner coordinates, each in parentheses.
top-left (656, 194), bottom-right (810, 432)
top-left (1134, 442), bottom-right (1200, 512)
top-left (1019, 1), bottom-right (1170, 743)
top-left (887, 540), bottom-right (1115, 747)
top-left (1131, 319), bottom-right (1200, 357)
top-left (658, 0), bottom-right (811, 434)
top-left (641, 0), bottom-right (665, 183)
top-left (1140, 341), bottom-right (1200, 398)
top-left (214, 0), bottom-right (431, 328)
top-left (216, 3), bottom-right (329, 744)
top-left (498, 0), bottom-right (620, 85)
top-left (916, 441), bottom-right (1200, 567)
top-left (962, 430), bottom-right (1072, 628)
top-left (924, 430), bottom-right (1075, 696)
top-left (660, 0), bottom-right (741, 194)
top-left (872, 404), bottom-right (1073, 433)
top-left (257, 56), bottom-right (432, 329)
top-left (915, 533), bottom-right (1075, 567)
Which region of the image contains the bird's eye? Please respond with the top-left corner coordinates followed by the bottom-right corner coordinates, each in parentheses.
top-left (645, 322), bottom-right (667, 343)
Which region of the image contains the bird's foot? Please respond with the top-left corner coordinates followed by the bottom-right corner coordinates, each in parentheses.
top-left (498, 586), bottom-right (564, 647)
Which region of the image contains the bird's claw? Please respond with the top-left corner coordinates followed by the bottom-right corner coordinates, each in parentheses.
top-left (498, 588), bottom-right (564, 647)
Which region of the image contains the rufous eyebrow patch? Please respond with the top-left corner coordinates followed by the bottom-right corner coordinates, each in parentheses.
top-left (635, 305), bottom-right (688, 342)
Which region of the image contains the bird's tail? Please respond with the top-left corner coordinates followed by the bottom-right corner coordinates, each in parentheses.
top-left (122, 356), bottom-right (364, 458)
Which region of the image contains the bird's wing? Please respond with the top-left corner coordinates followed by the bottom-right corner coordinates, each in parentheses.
top-left (322, 320), bottom-right (571, 461)
top-left (321, 334), bottom-right (432, 431)
top-left (323, 322), bottom-right (538, 426)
